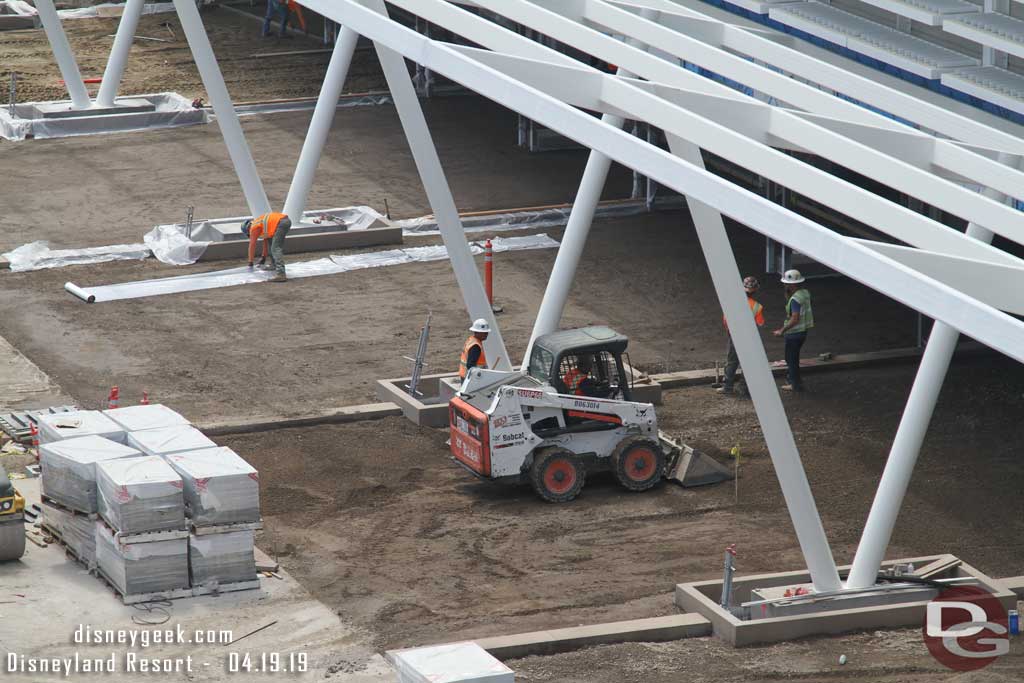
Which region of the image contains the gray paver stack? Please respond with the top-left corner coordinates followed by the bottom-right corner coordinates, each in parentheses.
top-left (36, 404), bottom-right (262, 598)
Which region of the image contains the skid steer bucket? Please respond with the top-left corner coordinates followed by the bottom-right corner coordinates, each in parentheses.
top-left (660, 434), bottom-right (734, 487)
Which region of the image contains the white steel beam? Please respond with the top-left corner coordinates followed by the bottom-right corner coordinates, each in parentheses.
top-left (172, 0), bottom-right (270, 218)
top-left (96, 0), bottom-right (146, 108)
top-left (670, 134), bottom-right (841, 592)
top-left (283, 27), bottom-right (361, 223)
top-left (312, 0), bottom-right (1024, 594)
top-left (362, 0), bottom-right (511, 370)
top-left (454, 45), bottom-right (1022, 204)
top-left (611, 0), bottom-right (1024, 156)
top-left (845, 153), bottom-right (1017, 590)
top-left (856, 240), bottom-right (1024, 316)
top-left (303, 0), bottom-right (1024, 372)
top-left (35, 0), bottom-right (91, 110)
top-left (524, 7), bottom-right (658, 367)
top-left (464, 0), bottom-right (1024, 246)
top-left (443, 43), bottom-right (1020, 269)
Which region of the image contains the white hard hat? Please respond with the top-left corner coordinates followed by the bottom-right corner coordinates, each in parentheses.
top-left (780, 269), bottom-right (805, 285)
top-left (469, 318), bottom-right (491, 333)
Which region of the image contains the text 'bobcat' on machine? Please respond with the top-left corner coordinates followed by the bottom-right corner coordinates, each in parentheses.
top-left (449, 326), bottom-right (732, 502)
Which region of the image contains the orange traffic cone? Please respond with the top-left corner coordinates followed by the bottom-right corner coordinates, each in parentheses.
top-left (141, 391), bottom-right (150, 406)
top-left (30, 422), bottom-right (39, 461)
top-left (108, 386), bottom-right (120, 410)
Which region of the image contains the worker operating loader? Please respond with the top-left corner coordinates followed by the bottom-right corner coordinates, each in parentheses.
top-left (242, 211), bottom-right (292, 283)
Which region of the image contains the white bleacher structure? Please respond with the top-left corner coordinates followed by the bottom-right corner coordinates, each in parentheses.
top-left (721, 0), bottom-right (1024, 117)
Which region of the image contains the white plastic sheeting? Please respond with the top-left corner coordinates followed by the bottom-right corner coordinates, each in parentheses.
top-left (397, 201), bottom-right (653, 236)
top-left (40, 435), bottom-right (142, 513)
top-left (165, 447), bottom-right (260, 527)
top-left (189, 530), bottom-right (257, 587)
top-left (95, 522), bottom-right (189, 596)
top-left (1, 1), bottom-right (35, 16)
top-left (58, 2), bottom-right (174, 19)
top-left (96, 455), bottom-right (186, 534)
top-left (3, 241), bottom-right (150, 272)
top-left (104, 403), bottom-right (190, 432)
top-left (37, 410), bottom-right (126, 445)
top-left (127, 424), bottom-right (217, 459)
top-left (144, 224), bottom-right (211, 265)
top-left (66, 234), bottom-right (561, 303)
top-left (0, 93), bottom-right (206, 141)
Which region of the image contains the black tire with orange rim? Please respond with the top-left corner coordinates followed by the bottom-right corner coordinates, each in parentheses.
top-left (611, 436), bottom-right (664, 492)
top-left (529, 447), bottom-right (585, 503)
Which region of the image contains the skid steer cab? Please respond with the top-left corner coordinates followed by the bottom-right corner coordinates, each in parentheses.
top-left (449, 326), bottom-right (669, 502)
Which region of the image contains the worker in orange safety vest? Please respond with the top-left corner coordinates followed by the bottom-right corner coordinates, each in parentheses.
top-left (717, 275), bottom-right (765, 395)
top-left (459, 318), bottom-right (490, 380)
top-left (561, 355), bottom-right (596, 397)
top-left (242, 212), bottom-right (292, 283)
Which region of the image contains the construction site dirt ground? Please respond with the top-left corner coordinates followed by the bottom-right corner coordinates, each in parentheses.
top-left (3, 10), bottom-right (1022, 679)
top-left (216, 356), bottom-right (1024, 682)
top-left (2, 3), bottom-right (385, 104)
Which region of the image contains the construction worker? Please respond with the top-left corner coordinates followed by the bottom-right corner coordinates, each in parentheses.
top-left (717, 276), bottom-right (765, 395)
top-left (562, 355), bottom-right (596, 397)
top-left (773, 269), bottom-right (814, 392)
top-left (459, 318), bottom-right (490, 379)
top-left (262, 0), bottom-right (291, 38)
top-left (242, 212), bottom-right (292, 283)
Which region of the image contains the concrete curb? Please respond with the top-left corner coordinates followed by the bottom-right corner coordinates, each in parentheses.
top-left (471, 614), bottom-right (711, 659)
top-left (651, 344), bottom-right (988, 389)
top-left (198, 402), bottom-right (402, 437)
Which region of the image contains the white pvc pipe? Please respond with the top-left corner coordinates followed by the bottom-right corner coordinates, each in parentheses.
top-left (365, 0), bottom-right (511, 369)
top-left (845, 153), bottom-right (1015, 590)
top-left (522, 10), bottom-right (657, 368)
top-left (173, 0), bottom-right (271, 218)
top-left (35, 0), bottom-right (91, 110)
top-left (96, 0), bottom-right (146, 108)
top-left (668, 134), bottom-right (842, 593)
top-left (283, 26), bottom-right (360, 224)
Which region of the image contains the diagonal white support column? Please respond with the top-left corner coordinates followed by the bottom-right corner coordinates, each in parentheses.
top-left (35, 0), bottom-right (91, 110)
top-left (362, 0), bottom-right (510, 369)
top-left (846, 152), bottom-right (1018, 589)
top-left (173, 0), bottom-right (270, 218)
top-left (667, 133), bottom-right (842, 594)
top-left (96, 0), bottom-right (146, 108)
top-left (523, 7), bottom-right (659, 367)
top-left (283, 27), bottom-right (360, 224)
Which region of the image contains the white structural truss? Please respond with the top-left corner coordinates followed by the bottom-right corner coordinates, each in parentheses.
top-left (35, 1), bottom-right (1024, 593)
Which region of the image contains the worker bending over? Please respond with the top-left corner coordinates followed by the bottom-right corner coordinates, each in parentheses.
top-left (459, 319), bottom-right (490, 379)
top-left (773, 269), bottom-right (814, 392)
top-left (717, 276), bottom-right (765, 396)
top-left (243, 212), bottom-right (292, 283)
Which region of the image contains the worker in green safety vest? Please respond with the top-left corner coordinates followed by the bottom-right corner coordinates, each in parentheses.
top-left (773, 269), bottom-right (814, 392)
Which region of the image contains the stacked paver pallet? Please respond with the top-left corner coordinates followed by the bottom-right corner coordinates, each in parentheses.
top-left (39, 405), bottom-right (262, 602)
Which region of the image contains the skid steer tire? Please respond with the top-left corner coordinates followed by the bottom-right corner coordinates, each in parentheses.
top-left (612, 436), bottom-right (664, 492)
top-left (530, 447), bottom-right (585, 503)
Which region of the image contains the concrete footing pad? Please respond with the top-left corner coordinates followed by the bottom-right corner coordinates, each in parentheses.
top-left (675, 555), bottom-right (1018, 646)
top-left (473, 614), bottom-right (711, 659)
top-left (0, 93), bottom-right (207, 141)
top-left (378, 366), bottom-right (663, 429)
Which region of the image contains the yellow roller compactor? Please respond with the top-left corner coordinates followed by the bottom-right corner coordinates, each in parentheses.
top-left (0, 463), bottom-right (26, 561)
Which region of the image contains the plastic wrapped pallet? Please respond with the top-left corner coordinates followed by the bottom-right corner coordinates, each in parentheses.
top-left (127, 424), bottom-right (216, 459)
top-left (103, 404), bottom-right (190, 433)
top-left (36, 410), bottom-right (125, 445)
top-left (41, 501), bottom-right (97, 566)
top-left (95, 522), bottom-right (189, 596)
top-left (96, 456), bottom-right (186, 535)
top-left (40, 436), bottom-right (142, 513)
top-left (164, 448), bottom-right (259, 527)
top-left (387, 642), bottom-right (514, 683)
top-left (189, 530), bottom-right (257, 587)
